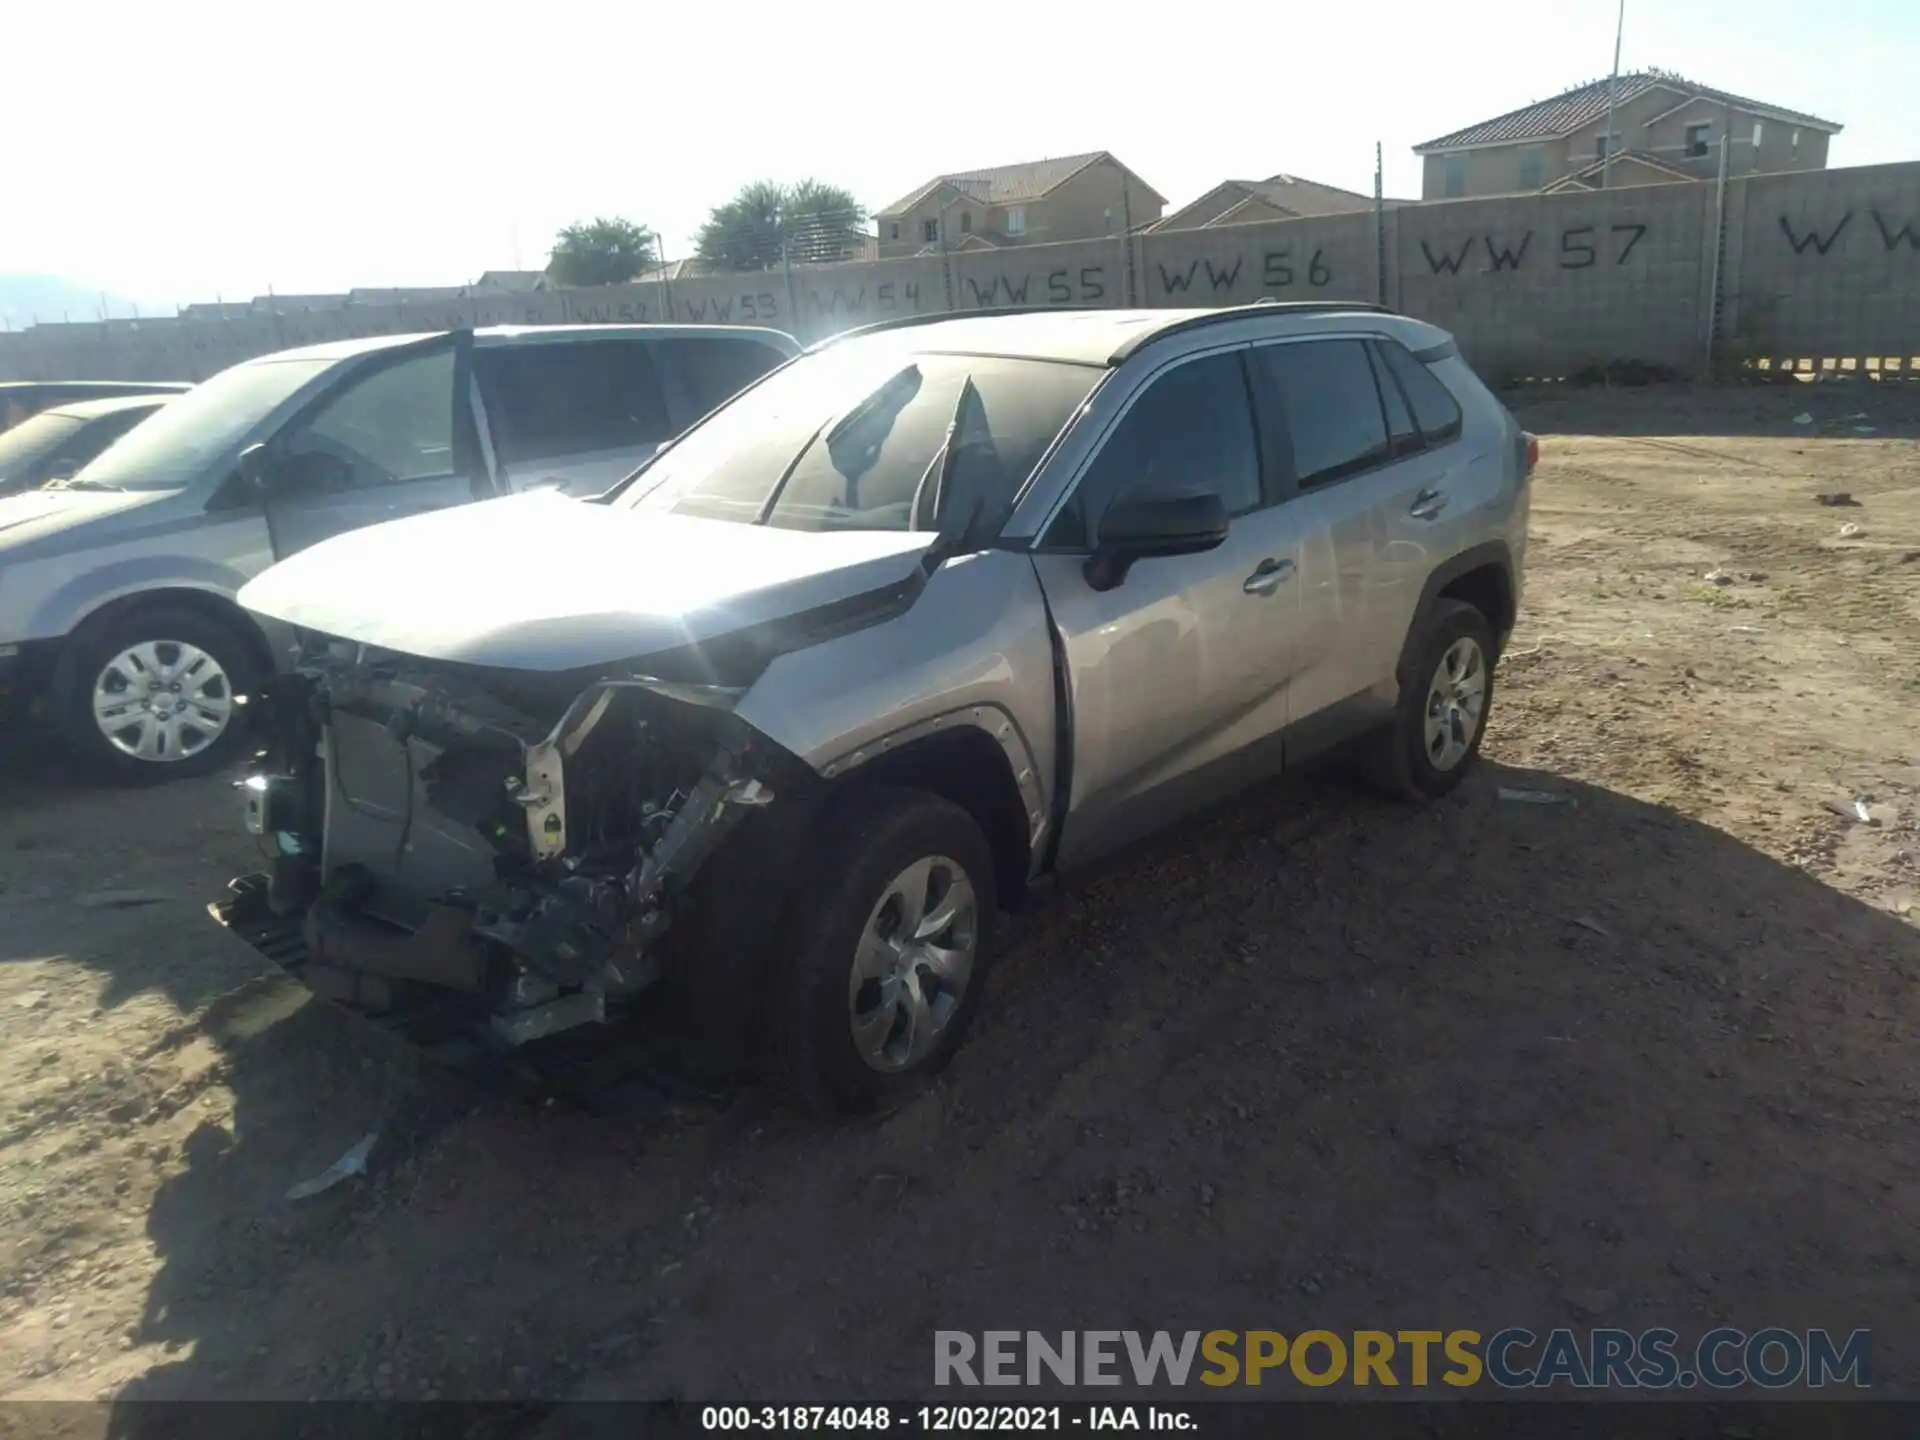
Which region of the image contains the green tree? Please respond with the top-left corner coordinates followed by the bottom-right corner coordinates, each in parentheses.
top-left (546, 217), bottom-right (658, 288)
top-left (694, 179), bottom-right (869, 271)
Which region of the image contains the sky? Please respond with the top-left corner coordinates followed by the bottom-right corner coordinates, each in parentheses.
top-left (4, 0), bottom-right (1914, 313)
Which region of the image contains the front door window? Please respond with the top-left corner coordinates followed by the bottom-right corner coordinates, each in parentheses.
top-left (280, 349), bottom-right (455, 495)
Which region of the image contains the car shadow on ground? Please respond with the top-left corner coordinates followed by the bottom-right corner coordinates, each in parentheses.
top-left (71, 757), bottom-right (1920, 1417)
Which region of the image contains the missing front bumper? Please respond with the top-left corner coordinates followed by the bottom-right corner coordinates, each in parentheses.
top-left (208, 872), bottom-right (611, 1058)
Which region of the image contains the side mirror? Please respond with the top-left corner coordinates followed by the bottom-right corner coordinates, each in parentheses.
top-left (237, 442), bottom-right (272, 492)
top-left (1084, 489), bottom-right (1229, 592)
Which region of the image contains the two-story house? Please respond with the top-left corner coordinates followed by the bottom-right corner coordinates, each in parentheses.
top-left (1414, 70), bottom-right (1841, 200)
top-left (874, 152), bottom-right (1166, 259)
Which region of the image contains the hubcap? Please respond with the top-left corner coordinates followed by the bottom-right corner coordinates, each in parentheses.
top-left (848, 854), bottom-right (979, 1073)
top-left (92, 640), bottom-right (235, 763)
top-left (1422, 636), bottom-right (1487, 772)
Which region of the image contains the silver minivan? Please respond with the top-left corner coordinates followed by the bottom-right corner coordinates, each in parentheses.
top-left (0, 325), bottom-right (800, 780)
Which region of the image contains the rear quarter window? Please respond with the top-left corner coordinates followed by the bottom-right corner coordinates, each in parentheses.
top-left (1377, 338), bottom-right (1464, 444)
top-left (477, 339), bottom-right (672, 465)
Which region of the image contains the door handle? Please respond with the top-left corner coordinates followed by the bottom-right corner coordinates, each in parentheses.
top-left (1409, 488), bottom-right (1449, 520)
top-left (1242, 556), bottom-right (1295, 596)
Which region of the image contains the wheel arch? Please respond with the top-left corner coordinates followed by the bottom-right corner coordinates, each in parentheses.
top-left (1415, 541), bottom-right (1516, 648)
top-left (52, 586), bottom-right (277, 707)
top-left (824, 725), bottom-right (1035, 909)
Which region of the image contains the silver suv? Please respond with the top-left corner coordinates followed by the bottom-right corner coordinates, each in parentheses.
top-left (212, 303), bottom-right (1535, 1113)
top-left (0, 324), bottom-right (799, 780)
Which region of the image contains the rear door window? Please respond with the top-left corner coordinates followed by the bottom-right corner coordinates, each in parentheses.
top-left (477, 339), bottom-right (672, 465)
top-left (660, 336), bottom-right (791, 425)
top-left (1376, 339), bottom-right (1464, 444)
top-left (1248, 339), bottom-right (1391, 489)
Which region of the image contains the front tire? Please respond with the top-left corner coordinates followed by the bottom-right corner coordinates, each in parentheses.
top-left (1365, 598), bottom-right (1497, 802)
top-left (65, 605), bottom-right (262, 783)
top-left (772, 786), bottom-right (998, 1116)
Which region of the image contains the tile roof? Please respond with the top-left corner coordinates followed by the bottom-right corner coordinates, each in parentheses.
top-left (1540, 149), bottom-right (1698, 192)
top-left (471, 269), bottom-right (550, 292)
top-left (1414, 71), bottom-right (1841, 152)
top-left (876, 151), bottom-right (1166, 217)
top-left (1152, 174), bottom-right (1401, 232)
top-left (1242, 174), bottom-right (1376, 215)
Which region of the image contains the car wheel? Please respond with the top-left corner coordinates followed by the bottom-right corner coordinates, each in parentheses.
top-left (772, 786), bottom-right (998, 1116)
top-left (1365, 598), bottom-right (1497, 802)
top-left (66, 605), bottom-right (262, 783)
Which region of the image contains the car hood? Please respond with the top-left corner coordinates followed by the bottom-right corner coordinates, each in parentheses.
top-left (238, 490), bottom-right (939, 672)
top-left (0, 485), bottom-right (177, 554)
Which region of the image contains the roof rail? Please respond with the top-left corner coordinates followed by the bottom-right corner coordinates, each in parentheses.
top-left (807, 298), bottom-right (1402, 360)
top-left (1110, 299), bottom-right (1397, 361)
top-left (808, 305), bottom-right (1101, 350)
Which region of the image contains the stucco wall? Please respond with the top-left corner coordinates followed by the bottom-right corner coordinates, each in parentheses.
top-left (3, 160), bottom-right (1913, 384)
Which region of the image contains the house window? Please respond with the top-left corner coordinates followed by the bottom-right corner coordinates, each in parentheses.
top-left (889, 222), bottom-right (900, 241)
top-left (1595, 133), bottom-right (1615, 160)
top-left (1791, 128), bottom-right (1801, 155)
top-left (960, 211), bottom-right (972, 235)
top-left (1005, 205), bottom-right (1027, 236)
top-left (1517, 146), bottom-right (1544, 190)
top-left (921, 218), bottom-right (939, 244)
top-left (1442, 155), bottom-right (1465, 197)
top-left (1686, 123), bottom-right (1712, 158)
top-left (1751, 120), bottom-right (1764, 147)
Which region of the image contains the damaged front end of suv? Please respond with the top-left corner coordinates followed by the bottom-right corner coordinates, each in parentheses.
top-left (218, 645), bottom-right (815, 1054)
top-left (206, 484), bottom-right (944, 1064)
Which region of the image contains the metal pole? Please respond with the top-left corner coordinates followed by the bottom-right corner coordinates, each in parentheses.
top-left (1600, 0), bottom-right (1625, 189)
top-left (1704, 132), bottom-right (1731, 376)
top-left (1374, 141), bottom-right (1387, 306)
top-left (783, 230), bottom-right (799, 333)
top-left (1120, 175), bottom-right (1135, 306)
top-left (657, 228), bottom-right (676, 322)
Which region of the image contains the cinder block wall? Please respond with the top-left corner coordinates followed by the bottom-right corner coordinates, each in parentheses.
top-left (2, 161), bottom-right (1914, 382)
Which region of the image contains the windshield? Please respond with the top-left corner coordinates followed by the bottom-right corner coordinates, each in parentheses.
top-left (0, 412), bottom-right (85, 489)
top-left (620, 341), bottom-right (1103, 534)
top-left (74, 357), bottom-right (334, 490)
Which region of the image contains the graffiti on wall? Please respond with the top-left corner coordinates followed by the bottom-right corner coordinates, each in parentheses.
top-left (963, 266), bottom-right (1110, 307)
top-left (1779, 211), bottom-right (1919, 256)
top-left (1417, 225), bottom-right (1647, 276)
top-left (560, 297), bottom-right (658, 323)
top-left (675, 293), bottom-right (780, 324)
top-left (1153, 247), bottom-right (1336, 295)
top-left (569, 282), bottom-right (938, 327)
top-left (804, 281), bottom-right (929, 318)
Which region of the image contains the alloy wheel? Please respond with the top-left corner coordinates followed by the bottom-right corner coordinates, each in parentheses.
top-left (847, 854), bottom-right (980, 1073)
top-left (1422, 636), bottom-right (1487, 772)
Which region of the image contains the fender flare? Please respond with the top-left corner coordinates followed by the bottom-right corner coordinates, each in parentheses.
top-left (1412, 540), bottom-right (1515, 634)
top-left (816, 703), bottom-right (1049, 856)
top-left (1393, 540), bottom-right (1517, 690)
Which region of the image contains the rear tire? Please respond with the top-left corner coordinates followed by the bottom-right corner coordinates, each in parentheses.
top-left (1364, 598), bottom-right (1496, 802)
top-left (65, 604), bottom-right (262, 784)
top-left (770, 786), bottom-right (998, 1117)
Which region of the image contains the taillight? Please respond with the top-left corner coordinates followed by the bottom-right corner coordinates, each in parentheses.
top-left (1523, 432), bottom-right (1540, 475)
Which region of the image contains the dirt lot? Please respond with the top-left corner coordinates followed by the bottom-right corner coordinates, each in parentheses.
top-left (1, 384), bottom-right (1917, 1410)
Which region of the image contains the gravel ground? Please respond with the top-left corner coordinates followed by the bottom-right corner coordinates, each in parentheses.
top-left (1, 382), bottom-right (1916, 1411)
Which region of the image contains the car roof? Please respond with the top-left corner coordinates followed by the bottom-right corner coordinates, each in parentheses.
top-left (811, 303), bottom-right (1453, 367)
top-left (41, 393), bottom-right (178, 421)
top-left (249, 323), bottom-right (801, 366)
